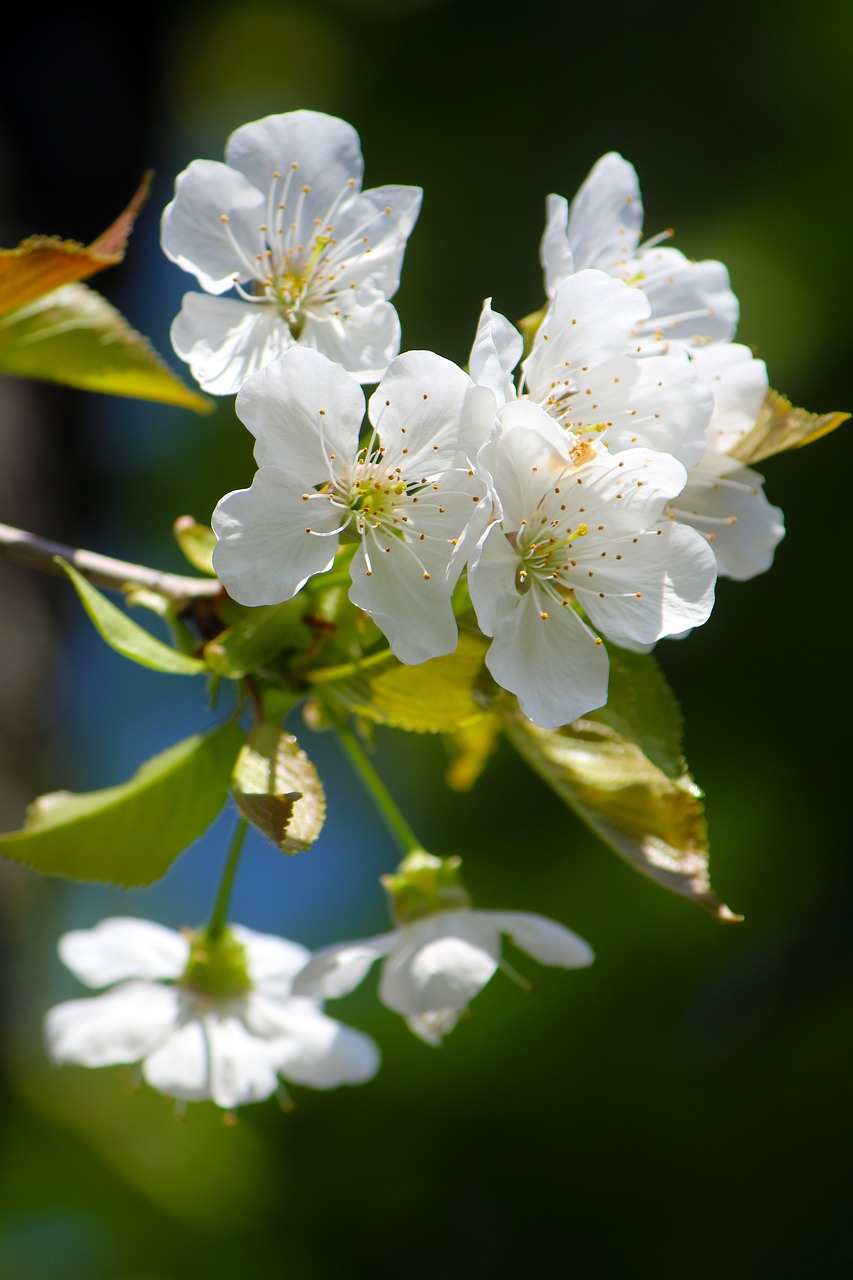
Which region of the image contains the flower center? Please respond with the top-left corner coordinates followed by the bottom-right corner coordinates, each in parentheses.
top-left (180, 928), bottom-right (253, 1001)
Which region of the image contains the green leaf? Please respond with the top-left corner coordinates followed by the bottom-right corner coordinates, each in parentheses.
top-left (203, 599), bottom-right (312, 679)
top-left (323, 632), bottom-right (489, 733)
top-left (0, 722), bottom-right (245, 884)
top-left (593, 646), bottom-right (687, 780)
top-left (232, 722), bottom-right (326, 854)
top-left (174, 516), bottom-right (217, 575)
top-left (444, 712), bottom-right (501, 792)
top-left (0, 281), bottom-right (211, 412)
top-left (499, 679), bottom-right (740, 922)
top-left (56, 556), bottom-right (206, 675)
top-left (728, 387), bottom-right (849, 465)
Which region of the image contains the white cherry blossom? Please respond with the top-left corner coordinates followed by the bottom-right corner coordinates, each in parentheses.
top-left (540, 152), bottom-right (739, 353)
top-left (212, 347), bottom-right (495, 665)
top-left (665, 344), bottom-right (785, 580)
top-left (468, 402), bottom-right (717, 728)
top-left (44, 917), bottom-right (380, 1110)
top-left (472, 277), bottom-right (714, 470)
top-left (293, 908), bottom-right (593, 1046)
top-left (161, 109), bottom-right (422, 393)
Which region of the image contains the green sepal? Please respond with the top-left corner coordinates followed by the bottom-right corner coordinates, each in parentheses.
top-left (0, 721), bottom-right (245, 884)
top-left (232, 721), bottom-right (326, 854)
top-left (0, 282), bottom-right (211, 412)
top-left (381, 850), bottom-right (471, 924)
top-left (182, 928), bottom-right (252, 1000)
top-left (499, 650), bottom-right (741, 922)
top-left (203, 599), bottom-right (316, 680)
top-left (56, 556), bottom-right (206, 675)
top-left (728, 387), bottom-right (849, 465)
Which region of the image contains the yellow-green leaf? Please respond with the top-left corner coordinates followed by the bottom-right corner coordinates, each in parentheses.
top-left (444, 712), bottom-right (501, 791)
top-left (0, 282), bottom-right (211, 412)
top-left (0, 173), bottom-right (152, 316)
top-left (0, 722), bottom-right (245, 884)
top-left (500, 696), bottom-right (740, 922)
top-left (728, 387), bottom-right (849, 465)
top-left (232, 722), bottom-right (326, 854)
top-left (203, 599), bottom-right (312, 679)
top-left (323, 632), bottom-right (489, 733)
top-left (57, 556), bottom-right (206, 675)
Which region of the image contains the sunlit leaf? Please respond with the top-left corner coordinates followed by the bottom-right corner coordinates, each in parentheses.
top-left (0, 173), bottom-right (152, 315)
top-left (232, 721), bottom-right (326, 854)
top-left (323, 632), bottom-right (489, 733)
top-left (444, 713), bottom-right (501, 792)
top-left (174, 516), bottom-right (217, 575)
top-left (56, 556), bottom-right (206, 675)
top-left (728, 387), bottom-right (849, 465)
top-left (0, 722), bottom-right (245, 884)
top-left (499, 665), bottom-right (740, 921)
top-left (0, 282), bottom-right (211, 411)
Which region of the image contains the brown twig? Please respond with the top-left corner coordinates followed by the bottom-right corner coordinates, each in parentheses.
top-left (0, 520), bottom-right (222, 606)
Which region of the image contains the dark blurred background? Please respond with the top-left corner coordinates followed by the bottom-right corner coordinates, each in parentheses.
top-left (0, 1), bottom-right (851, 1276)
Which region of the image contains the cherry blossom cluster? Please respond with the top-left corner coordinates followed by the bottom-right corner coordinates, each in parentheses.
top-left (44, 110), bottom-right (786, 1111)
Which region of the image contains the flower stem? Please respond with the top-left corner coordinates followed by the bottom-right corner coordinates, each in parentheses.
top-left (206, 816), bottom-right (250, 939)
top-left (336, 722), bottom-right (423, 856)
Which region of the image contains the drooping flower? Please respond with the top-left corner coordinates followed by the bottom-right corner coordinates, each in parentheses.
top-left (212, 346), bottom-right (496, 665)
top-left (473, 277), bottom-right (713, 470)
top-left (540, 152), bottom-right (739, 353)
top-left (467, 401), bottom-right (717, 728)
top-left (44, 917), bottom-right (380, 1110)
top-left (161, 109), bottom-right (422, 393)
top-left (663, 343), bottom-right (785, 580)
top-left (293, 853), bottom-right (594, 1045)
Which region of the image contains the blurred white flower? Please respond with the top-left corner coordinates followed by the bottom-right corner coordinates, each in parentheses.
top-left (540, 152), bottom-right (738, 353)
top-left (212, 346), bottom-right (495, 665)
top-left (293, 853), bottom-right (594, 1045)
top-left (45, 917), bottom-right (380, 1110)
top-left (162, 109), bottom-right (422, 393)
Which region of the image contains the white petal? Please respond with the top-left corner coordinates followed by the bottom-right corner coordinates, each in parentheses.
top-left (225, 110), bottom-right (364, 220)
top-left (58, 917), bottom-right (188, 987)
top-left (523, 270), bottom-right (649, 396)
top-left (566, 354), bottom-right (713, 469)
top-left (469, 299), bottom-right (523, 406)
top-left (231, 925), bottom-right (311, 999)
top-left (668, 458), bottom-right (784, 581)
top-left (379, 913), bottom-right (501, 1016)
top-left (567, 153), bottom-right (644, 272)
top-left (212, 468), bottom-right (340, 605)
top-left (405, 1008), bottom-right (461, 1046)
top-left (691, 343), bottom-right (768, 455)
top-left (171, 293), bottom-right (295, 396)
top-left (143, 1011), bottom-right (279, 1109)
top-left (45, 981), bottom-right (180, 1067)
top-left (291, 933), bottom-right (397, 999)
top-left (323, 184), bottom-right (422, 301)
top-left (487, 911), bottom-right (595, 968)
top-left (540, 194), bottom-right (574, 297)
top-left (369, 350), bottom-right (485, 470)
top-left (263, 1004), bottom-right (381, 1089)
top-left (236, 347), bottom-right (364, 477)
top-left (348, 535), bottom-right (459, 665)
top-left (300, 300), bottom-right (401, 384)
top-left (631, 248), bottom-right (739, 348)
top-left (580, 519), bottom-right (717, 646)
top-left (161, 159), bottom-right (266, 294)
top-left (481, 582), bottom-right (611, 729)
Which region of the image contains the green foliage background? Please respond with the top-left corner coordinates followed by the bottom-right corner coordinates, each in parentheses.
top-left (0, 1), bottom-right (851, 1276)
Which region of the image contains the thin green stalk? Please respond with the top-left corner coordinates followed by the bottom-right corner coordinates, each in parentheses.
top-left (206, 816), bottom-right (249, 938)
top-left (336, 722), bottom-right (422, 856)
